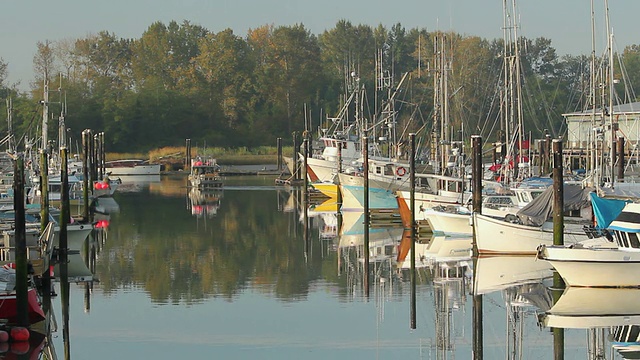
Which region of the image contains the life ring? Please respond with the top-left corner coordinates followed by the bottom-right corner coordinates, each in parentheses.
top-left (396, 166), bottom-right (407, 176)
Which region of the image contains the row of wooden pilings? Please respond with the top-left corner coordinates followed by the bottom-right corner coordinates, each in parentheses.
top-left (290, 132), bottom-right (569, 359)
top-left (473, 135), bottom-right (566, 359)
top-left (13, 128), bottom-right (105, 329)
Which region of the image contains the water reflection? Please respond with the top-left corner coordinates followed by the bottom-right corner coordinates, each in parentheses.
top-left (540, 288), bottom-right (640, 359)
top-left (54, 176), bottom-right (639, 359)
top-left (187, 188), bottom-right (223, 218)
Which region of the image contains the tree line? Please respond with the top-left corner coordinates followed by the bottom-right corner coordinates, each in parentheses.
top-left (1, 20), bottom-right (640, 153)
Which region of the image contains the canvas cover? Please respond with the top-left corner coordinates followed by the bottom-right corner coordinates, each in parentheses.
top-left (590, 192), bottom-right (629, 229)
top-left (516, 184), bottom-right (593, 227)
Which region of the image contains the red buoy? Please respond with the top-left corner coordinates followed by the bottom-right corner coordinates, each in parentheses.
top-left (10, 327), bottom-right (29, 342)
top-left (0, 330), bottom-right (8, 342)
top-left (10, 341), bottom-right (29, 354)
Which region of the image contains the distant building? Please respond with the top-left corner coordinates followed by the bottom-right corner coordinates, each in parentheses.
top-left (564, 102), bottom-right (640, 149)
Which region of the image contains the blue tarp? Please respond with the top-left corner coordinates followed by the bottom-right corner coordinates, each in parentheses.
top-left (590, 192), bottom-right (629, 228)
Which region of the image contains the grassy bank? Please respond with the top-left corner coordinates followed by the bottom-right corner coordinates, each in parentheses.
top-left (107, 146), bottom-right (294, 168)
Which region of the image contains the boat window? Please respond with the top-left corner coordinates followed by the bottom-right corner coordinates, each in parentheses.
top-left (384, 165), bottom-right (393, 175)
top-left (629, 232), bottom-right (640, 248)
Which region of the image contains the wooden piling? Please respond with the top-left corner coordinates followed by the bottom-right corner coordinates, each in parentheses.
top-left (552, 139), bottom-right (564, 246)
top-left (82, 130), bottom-right (90, 221)
top-left (617, 136), bottom-right (625, 182)
top-left (13, 155), bottom-right (28, 327)
top-left (471, 135), bottom-right (482, 257)
top-left (409, 133), bottom-right (416, 329)
top-left (363, 131), bottom-right (369, 297)
top-left (185, 139), bottom-right (192, 171)
top-left (40, 149), bottom-right (49, 233)
top-left (292, 132), bottom-right (299, 181)
top-left (60, 147), bottom-right (70, 254)
top-left (277, 137), bottom-right (282, 172)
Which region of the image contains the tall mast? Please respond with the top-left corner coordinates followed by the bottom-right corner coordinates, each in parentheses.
top-left (501, 0), bottom-right (526, 182)
top-left (6, 98), bottom-right (12, 153)
top-left (429, 32), bottom-right (451, 175)
top-left (42, 79), bottom-right (49, 151)
top-left (605, 0), bottom-right (616, 184)
top-left (589, 0), bottom-right (597, 185)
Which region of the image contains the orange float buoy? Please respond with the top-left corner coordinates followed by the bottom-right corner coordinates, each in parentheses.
top-left (10, 327), bottom-right (29, 342)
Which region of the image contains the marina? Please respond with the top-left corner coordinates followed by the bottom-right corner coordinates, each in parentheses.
top-left (33, 174), bottom-right (638, 359)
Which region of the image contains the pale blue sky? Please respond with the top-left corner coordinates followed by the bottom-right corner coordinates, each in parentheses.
top-left (1, 0), bottom-right (638, 91)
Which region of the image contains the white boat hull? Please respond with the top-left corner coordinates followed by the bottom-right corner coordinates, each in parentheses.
top-left (106, 164), bottom-right (161, 176)
top-left (539, 245), bottom-right (640, 287)
top-left (423, 209), bottom-right (472, 236)
top-left (473, 213), bottom-right (596, 255)
top-left (305, 157), bottom-right (338, 183)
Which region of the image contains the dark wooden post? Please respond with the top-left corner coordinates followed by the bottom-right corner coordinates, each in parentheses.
top-left (409, 133), bottom-right (416, 329)
top-left (363, 130), bottom-right (369, 297)
top-left (276, 138), bottom-right (282, 172)
top-left (185, 139), bottom-right (191, 171)
top-left (538, 139), bottom-right (546, 175)
top-left (618, 135), bottom-right (625, 182)
top-left (14, 155), bottom-right (28, 327)
top-left (82, 130), bottom-right (90, 221)
top-left (292, 132), bottom-right (299, 181)
top-left (552, 139), bottom-right (564, 246)
top-left (40, 149), bottom-right (49, 233)
top-left (471, 135), bottom-right (483, 257)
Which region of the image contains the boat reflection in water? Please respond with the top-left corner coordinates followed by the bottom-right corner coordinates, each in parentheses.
top-left (187, 188), bottom-right (223, 218)
top-left (473, 255), bottom-right (554, 359)
top-left (397, 234), bottom-right (472, 270)
top-left (540, 287), bottom-right (640, 359)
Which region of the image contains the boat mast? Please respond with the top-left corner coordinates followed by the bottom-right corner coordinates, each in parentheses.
top-left (589, 0), bottom-right (597, 187)
top-left (42, 79), bottom-right (49, 151)
top-left (6, 98), bottom-right (12, 153)
top-left (605, 0), bottom-right (616, 185)
top-left (431, 32), bottom-right (450, 175)
top-left (501, 0), bottom-right (526, 183)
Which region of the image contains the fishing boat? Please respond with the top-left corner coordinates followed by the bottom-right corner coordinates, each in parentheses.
top-left (188, 157), bottom-right (223, 189)
top-left (0, 286), bottom-right (45, 325)
top-left (105, 159), bottom-right (161, 176)
top-left (473, 184), bottom-right (606, 255)
top-left (422, 205), bottom-right (472, 236)
top-left (537, 201), bottom-right (640, 287)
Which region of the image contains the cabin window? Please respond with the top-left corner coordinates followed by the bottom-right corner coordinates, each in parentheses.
top-left (384, 165), bottom-right (394, 176)
top-left (629, 233), bottom-right (640, 248)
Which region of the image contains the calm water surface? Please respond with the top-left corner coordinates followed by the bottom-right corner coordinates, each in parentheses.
top-left (48, 175), bottom-right (631, 359)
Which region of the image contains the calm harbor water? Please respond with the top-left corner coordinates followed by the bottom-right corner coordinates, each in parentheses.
top-left (47, 175), bottom-right (631, 359)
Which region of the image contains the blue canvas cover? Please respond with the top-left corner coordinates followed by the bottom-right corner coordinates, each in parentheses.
top-left (590, 192), bottom-right (629, 229)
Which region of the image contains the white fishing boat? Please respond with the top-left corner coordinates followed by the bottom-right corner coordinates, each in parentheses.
top-left (188, 157), bottom-right (223, 189)
top-left (105, 159), bottom-right (161, 176)
top-left (538, 201), bottom-right (640, 287)
top-left (422, 205), bottom-right (472, 236)
top-left (473, 184), bottom-right (605, 255)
